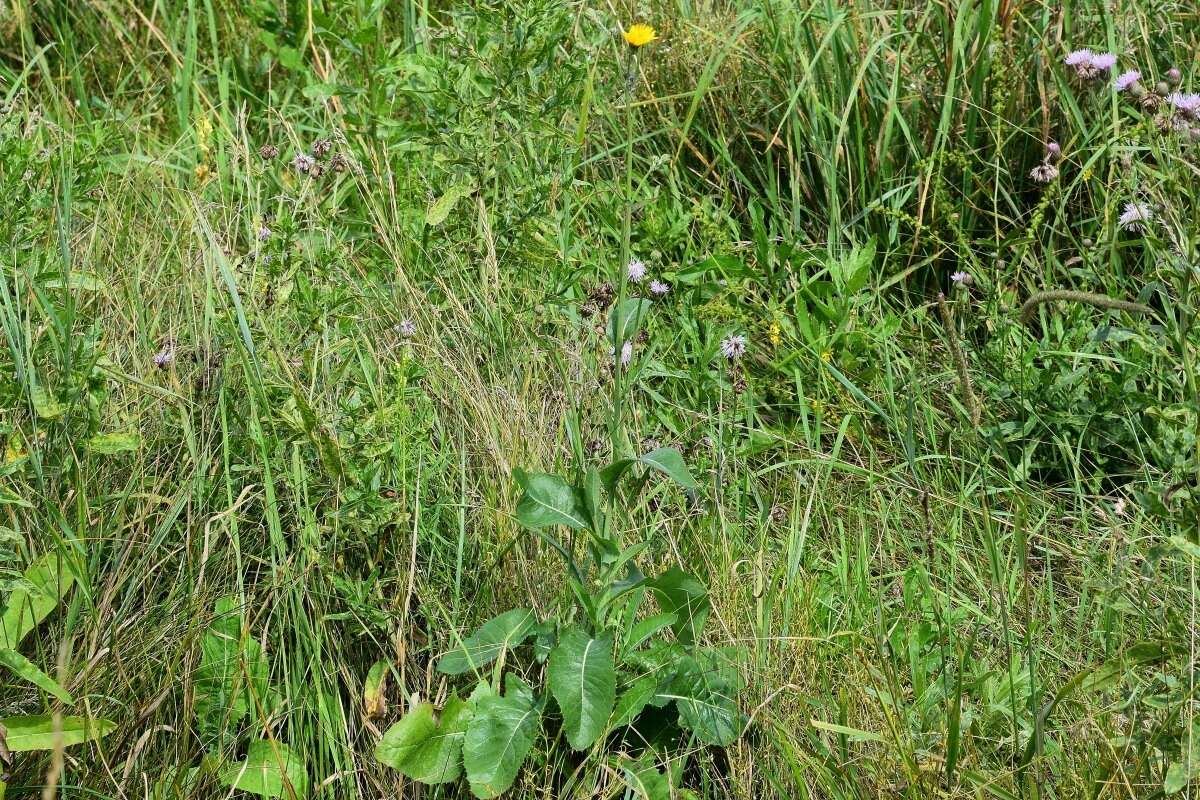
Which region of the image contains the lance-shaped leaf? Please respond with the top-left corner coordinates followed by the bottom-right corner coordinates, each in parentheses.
top-left (607, 298), bottom-right (652, 347)
top-left (513, 470), bottom-right (588, 530)
top-left (437, 608), bottom-right (536, 675)
top-left (610, 673), bottom-right (659, 729)
top-left (375, 695), bottom-right (472, 783)
top-left (638, 447), bottom-right (698, 490)
top-left (463, 674), bottom-right (541, 798)
top-left (0, 715), bottom-right (115, 751)
top-left (547, 627), bottom-right (615, 750)
top-left (1, 553), bottom-right (77, 649)
top-left (0, 649), bottom-right (73, 703)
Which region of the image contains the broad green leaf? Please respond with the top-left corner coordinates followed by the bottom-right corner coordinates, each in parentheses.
top-left (513, 470), bottom-right (588, 530)
top-left (624, 613), bottom-right (678, 653)
top-left (0, 649), bottom-right (73, 703)
top-left (276, 46), bottom-right (304, 71)
top-left (437, 608), bottom-right (537, 675)
top-left (531, 620), bottom-right (556, 664)
top-left (1166, 762), bottom-right (1190, 794)
top-left (622, 761), bottom-right (671, 800)
top-left (672, 653), bottom-right (742, 746)
top-left (582, 467), bottom-right (604, 532)
top-left (1, 552), bottom-right (77, 649)
top-left (1166, 720), bottom-right (1200, 793)
top-left (610, 673), bottom-right (658, 729)
top-left (1170, 536), bottom-right (1200, 561)
top-left (547, 627), bottom-right (615, 750)
top-left (648, 568), bottom-right (710, 645)
top-left (43, 272), bottom-right (105, 292)
top-left (30, 387), bottom-right (65, 420)
top-left (606, 298), bottom-right (652, 347)
top-left (376, 695), bottom-right (472, 783)
top-left (830, 236), bottom-right (875, 293)
top-left (599, 458), bottom-right (634, 491)
top-left (425, 184), bottom-right (475, 226)
top-left (85, 432), bottom-right (141, 455)
top-left (363, 660), bottom-right (388, 718)
top-left (0, 715), bottom-right (115, 751)
top-left (195, 597), bottom-right (271, 745)
top-left (638, 447), bottom-right (698, 491)
top-left (219, 740), bottom-right (308, 798)
top-left (463, 675), bottom-right (541, 798)
top-left (674, 682), bottom-right (740, 746)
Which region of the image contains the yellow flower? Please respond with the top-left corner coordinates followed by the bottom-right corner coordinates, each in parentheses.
top-left (194, 163), bottom-right (211, 182)
top-left (196, 115), bottom-right (213, 155)
top-left (4, 442), bottom-right (26, 464)
top-left (768, 322), bottom-right (782, 347)
top-left (623, 23), bottom-right (657, 47)
top-left (820, 350), bottom-right (833, 363)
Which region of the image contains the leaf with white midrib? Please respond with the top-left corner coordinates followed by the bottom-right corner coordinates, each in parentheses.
top-left (547, 626), bottom-right (615, 750)
top-left (437, 608), bottom-right (536, 675)
top-left (463, 676), bottom-right (541, 799)
top-left (513, 470), bottom-right (588, 530)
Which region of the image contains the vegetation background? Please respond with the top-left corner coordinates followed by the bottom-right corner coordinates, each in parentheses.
top-left (1, 0), bottom-right (1199, 797)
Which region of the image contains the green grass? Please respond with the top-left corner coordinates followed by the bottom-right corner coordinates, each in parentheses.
top-left (1, 0), bottom-right (1198, 797)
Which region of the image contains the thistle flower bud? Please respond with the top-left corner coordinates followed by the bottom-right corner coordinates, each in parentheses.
top-left (1167, 68), bottom-right (1182, 87)
top-left (1155, 81), bottom-right (1170, 97)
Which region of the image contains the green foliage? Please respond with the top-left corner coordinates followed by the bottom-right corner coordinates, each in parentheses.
top-left (512, 472), bottom-right (589, 531)
top-left (0, 715), bottom-right (115, 752)
top-left (3, 0), bottom-right (1198, 796)
top-left (218, 741), bottom-right (308, 799)
top-left (547, 627), bottom-right (616, 750)
top-left (194, 598), bottom-right (272, 748)
top-left (462, 676), bottom-right (542, 799)
top-left (375, 695), bottom-right (472, 784)
top-left (437, 608), bottom-right (538, 676)
top-left (378, 445), bottom-right (743, 793)
top-left (0, 552), bottom-right (77, 649)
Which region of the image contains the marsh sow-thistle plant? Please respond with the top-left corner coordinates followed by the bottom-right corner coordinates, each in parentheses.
top-left (374, 439), bottom-right (743, 797)
top-left (376, 247), bottom-right (743, 795)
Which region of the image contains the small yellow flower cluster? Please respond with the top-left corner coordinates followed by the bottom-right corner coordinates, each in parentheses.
top-left (4, 441), bottom-right (26, 465)
top-left (768, 322), bottom-right (782, 347)
top-left (195, 115), bottom-right (214, 184)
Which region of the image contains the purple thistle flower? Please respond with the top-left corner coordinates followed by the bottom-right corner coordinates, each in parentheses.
top-left (292, 153), bottom-right (316, 173)
top-left (397, 319), bottom-right (417, 338)
top-left (649, 279), bottom-right (670, 297)
top-left (1169, 92), bottom-right (1200, 119)
top-left (1029, 163), bottom-right (1059, 183)
top-left (1118, 202), bottom-right (1153, 232)
top-left (626, 258), bottom-right (647, 283)
top-left (1045, 141), bottom-right (1062, 162)
top-left (1065, 49), bottom-right (1116, 81)
top-left (1064, 49), bottom-right (1094, 67)
top-left (153, 347), bottom-right (175, 369)
top-left (720, 334), bottom-right (747, 361)
top-left (950, 271), bottom-right (971, 286)
top-left (257, 226), bottom-right (271, 241)
top-left (1114, 70), bottom-right (1141, 92)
